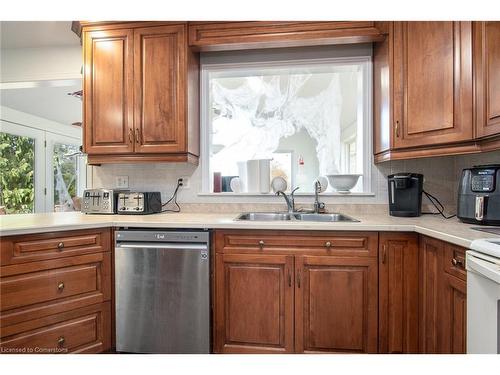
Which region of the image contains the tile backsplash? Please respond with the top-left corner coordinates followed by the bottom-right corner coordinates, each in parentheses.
top-left (89, 150), bottom-right (500, 212)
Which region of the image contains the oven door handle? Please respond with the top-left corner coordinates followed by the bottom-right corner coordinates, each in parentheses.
top-left (116, 242), bottom-right (208, 251)
top-left (467, 255), bottom-right (500, 284)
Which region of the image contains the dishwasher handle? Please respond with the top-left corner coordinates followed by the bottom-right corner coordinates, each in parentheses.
top-left (116, 242), bottom-right (208, 251)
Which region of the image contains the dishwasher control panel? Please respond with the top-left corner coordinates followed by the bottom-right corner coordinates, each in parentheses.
top-left (116, 230), bottom-right (210, 243)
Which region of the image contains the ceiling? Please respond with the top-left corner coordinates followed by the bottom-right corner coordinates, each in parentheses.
top-left (1, 83), bottom-right (82, 126)
top-left (0, 21), bottom-right (79, 49)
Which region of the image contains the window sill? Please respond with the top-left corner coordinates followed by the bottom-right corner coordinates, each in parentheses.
top-left (197, 192), bottom-right (376, 197)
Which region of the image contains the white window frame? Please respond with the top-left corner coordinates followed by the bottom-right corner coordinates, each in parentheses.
top-left (200, 56), bottom-right (373, 195)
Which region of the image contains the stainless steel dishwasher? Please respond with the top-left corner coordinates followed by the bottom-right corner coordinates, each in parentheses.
top-left (114, 229), bottom-right (210, 353)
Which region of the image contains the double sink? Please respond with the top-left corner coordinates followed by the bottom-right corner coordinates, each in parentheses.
top-left (236, 212), bottom-right (359, 222)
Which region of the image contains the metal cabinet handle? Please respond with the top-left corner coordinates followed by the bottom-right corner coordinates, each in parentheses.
top-left (57, 336), bottom-right (65, 347)
top-left (325, 241), bottom-right (332, 249)
top-left (297, 271), bottom-right (301, 288)
top-left (258, 240), bottom-right (265, 249)
top-left (451, 258), bottom-right (463, 268)
top-left (382, 245), bottom-right (387, 264)
top-left (128, 128), bottom-right (134, 144)
top-left (57, 242), bottom-right (64, 250)
top-left (57, 282), bottom-right (65, 291)
top-left (395, 121), bottom-right (400, 137)
top-left (135, 129), bottom-right (140, 144)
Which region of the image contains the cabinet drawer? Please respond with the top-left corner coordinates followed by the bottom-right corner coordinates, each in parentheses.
top-left (443, 244), bottom-right (467, 281)
top-left (1, 253), bottom-right (111, 328)
top-left (0, 302), bottom-right (111, 353)
top-left (215, 230), bottom-right (378, 257)
top-left (0, 228), bottom-right (111, 265)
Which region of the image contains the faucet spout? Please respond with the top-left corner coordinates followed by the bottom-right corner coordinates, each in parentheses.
top-left (276, 187), bottom-right (299, 213)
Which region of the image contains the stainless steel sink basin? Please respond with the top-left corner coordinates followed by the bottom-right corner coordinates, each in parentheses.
top-left (236, 212), bottom-right (293, 221)
top-left (293, 213), bottom-right (359, 222)
top-left (235, 212), bottom-right (358, 222)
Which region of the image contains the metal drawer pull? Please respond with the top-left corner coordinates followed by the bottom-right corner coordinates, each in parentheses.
top-left (57, 242), bottom-right (64, 250)
top-left (451, 258), bottom-right (463, 267)
top-left (57, 336), bottom-right (65, 347)
top-left (325, 241), bottom-right (332, 249)
top-left (258, 240), bottom-right (265, 249)
top-left (57, 282), bottom-right (65, 291)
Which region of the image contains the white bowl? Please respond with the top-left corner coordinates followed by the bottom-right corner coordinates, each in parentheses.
top-left (326, 174), bottom-right (361, 193)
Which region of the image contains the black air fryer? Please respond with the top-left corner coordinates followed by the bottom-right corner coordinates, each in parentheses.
top-left (457, 165), bottom-right (500, 225)
top-left (388, 173), bottom-right (424, 217)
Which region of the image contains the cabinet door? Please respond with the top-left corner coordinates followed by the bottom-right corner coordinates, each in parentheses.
top-left (475, 22), bottom-right (500, 138)
top-left (440, 273), bottom-right (467, 354)
top-left (134, 24), bottom-right (186, 153)
top-left (378, 233), bottom-right (419, 353)
top-left (393, 22), bottom-right (473, 148)
top-left (83, 29), bottom-right (134, 154)
top-left (295, 256), bottom-right (378, 353)
top-left (214, 254), bottom-right (294, 353)
top-left (418, 235), bottom-right (443, 353)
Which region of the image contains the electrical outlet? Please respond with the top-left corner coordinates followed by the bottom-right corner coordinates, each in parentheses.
top-left (179, 176), bottom-right (190, 189)
top-left (115, 175), bottom-right (129, 189)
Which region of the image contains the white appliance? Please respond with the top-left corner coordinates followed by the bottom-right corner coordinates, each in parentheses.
top-left (467, 238), bottom-right (500, 354)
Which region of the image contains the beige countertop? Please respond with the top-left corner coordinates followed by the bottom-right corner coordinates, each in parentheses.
top-left (0, 211), bottom-right (498, 248)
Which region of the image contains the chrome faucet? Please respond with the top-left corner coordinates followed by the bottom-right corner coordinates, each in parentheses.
top-left (276, 187), bottom-right (299, 213)
top-left (313, 180), bottom-right (326, 214)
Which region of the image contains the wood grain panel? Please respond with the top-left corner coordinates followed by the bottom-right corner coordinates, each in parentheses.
top-left (393, 21), bottom-right (473, 148)
top-left (475, 21), bottom-right (500, 138)
top-left (440, 273), bottom-right (467, 354)
top-left (1, 228), bottom-right (111, 265)
top-left (0, 302), bottom-right (111, 354)
top-left (215, 230), bottom-right (378, 257)
top-left (295, 256), bottom-right (378, 353)
top-left (134, 24), bottom-right (186, 153)
top-left (189, 21), bottom-right (384, 51)
top-left (378, 232), bottom-right (419, 353)
top-left (83, 28), bottom-right (134, 154)
top-left (1, 252), bottom-right (111, 329)
top-left (418, 235), bottom-right (443, 353)
top-left (214, 253), bottom-right (294, 353)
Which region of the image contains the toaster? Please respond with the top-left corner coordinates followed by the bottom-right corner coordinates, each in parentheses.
top-left (457, 165), bottom-right (500, 225)
top-left (82, 189), bottom-right (124, 214)
top-left (117, 192), bottom-right (162, 215)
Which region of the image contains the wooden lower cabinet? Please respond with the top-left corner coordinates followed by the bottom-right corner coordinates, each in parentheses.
top-left (295, 256), bottom-right (378, 353)
top-left (0, 229), bottom-right (112, 354)
top-left (214, 254), bottom-right (294, 353)
top-left (213, 230), bottom-right (379, 354)
top-left (440, 273), bottom-right (467, 354)
top-left (378, 233), bottom-right (419, 353)
top-left (418, 235), bottom-right (467, 354)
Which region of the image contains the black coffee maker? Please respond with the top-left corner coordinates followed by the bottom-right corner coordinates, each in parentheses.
top-left (387, 173), bottom-right (424, 217)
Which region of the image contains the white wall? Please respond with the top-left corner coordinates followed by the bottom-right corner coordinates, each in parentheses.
top-left (0, 46), bottom-right (82, 83)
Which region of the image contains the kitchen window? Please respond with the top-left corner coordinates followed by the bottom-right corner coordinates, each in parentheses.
top-left (200, 47), bottom-right (372, 194)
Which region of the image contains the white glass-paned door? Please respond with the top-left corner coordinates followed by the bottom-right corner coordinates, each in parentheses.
top-left (0, 121), bottom-right (45, 214)
top-left (45, 133), bottom-right (85, 212)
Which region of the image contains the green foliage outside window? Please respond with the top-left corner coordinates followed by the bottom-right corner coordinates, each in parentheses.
top-left (0, 132), bottom-right (35, 214)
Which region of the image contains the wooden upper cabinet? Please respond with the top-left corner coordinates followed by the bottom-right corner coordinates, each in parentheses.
top-left (134, 25), bottom-right (186, 153)
top-left (474, 21), bottom-right (500, 138)
top-left (378, 233), bottom-right (419, 354)
top-left (214, 253), bottom-right (294, 353)
top-left (393, 21), bottom-right (473, 148)
top-left (83, 29), bottom-right (134, 155)
top-left (295, 255), bottom-right (378, 353)
top-left (188, 21), bottom-right (384, 51)
top-left (82, 22), bottom-right (199, 164)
